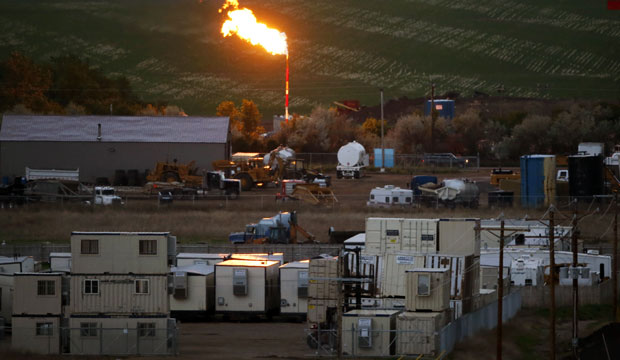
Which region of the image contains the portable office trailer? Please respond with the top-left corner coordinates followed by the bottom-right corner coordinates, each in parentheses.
top-left (396, 311), bottom-right (449, 356)
top-left (0, 256), bottom-right (35, 274)
top-left (364, 218), bottom-right (438, 256)
top-left (341, 309), bottom-right (400, 357)
top-left (438, 218), bottom-right (480, 256)
top-left (0, 274), bottom-right (14, 323)
top-left (176, 253), bottom-right (227, 267)
top-left (510, 256), bottom-right (544, 286)
top-left (367, 186), bottom-right (413, 207)
top-left (49, 252), bottom-right (71, 273)
top-left (170, 264), bottom-right (215, 317)
top-left (70, 275), bottom-right (168, 315)
top-left (71, 232), bottom-right (176, 274)
top-left (67, 317), bottom-right (172, 355)
top-left (380, 253), bottom-right (426, 297)
top-left (12, 316), bottom-right (62, 354)
top-left (215, 260), bottom-right (280, 315)
top-left (280, 260), bottom-right (309, 315)
top-left (13, 273), bottom-right (63, 316)
top-left (405, 268), bottom-right (450, 312)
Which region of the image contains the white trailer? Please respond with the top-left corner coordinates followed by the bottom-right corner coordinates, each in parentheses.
top-left (510, 256), bottom-right (544, 286)
top-left (170, 264), bottom-right (215, 317)
top-left (279, 260), bottom-right (310, 316)
top-left (337, 141), bottom-right (369, 179)
top-left (215, 259), bottom-right (280, 315)
top-left (49, 252), bottom-right (71, 273)
top-left (25, 167), bottom-right (79, 182)
top-left (367, 186), bottom-right (413, 207)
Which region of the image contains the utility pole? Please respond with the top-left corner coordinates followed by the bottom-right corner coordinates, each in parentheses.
top-left (497, 217), bottom-right (505, 360)
top-left (614, 194), bottom-right (618, 322)
top-left (380, 88), bottom-right (385, 173)
top-left (430, 83), bottom-right (436, 153)
top-left (336, 253), bottom-right (344, 359)
top-left (571, 203), bottom-right (578, 359)
top-left (549, 207), bottom-right (556, 360)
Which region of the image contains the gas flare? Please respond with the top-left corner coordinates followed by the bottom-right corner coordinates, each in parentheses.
top-left (219, 0), bottom-right (288, 56)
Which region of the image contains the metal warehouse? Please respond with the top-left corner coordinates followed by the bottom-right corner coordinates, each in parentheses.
top-left (0, 115), bottom-right (230, 183)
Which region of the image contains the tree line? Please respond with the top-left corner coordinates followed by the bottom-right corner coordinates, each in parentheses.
top-left (0, 52), bottom-right (185, 116)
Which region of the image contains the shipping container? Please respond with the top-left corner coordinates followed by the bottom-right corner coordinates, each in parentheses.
top-left (438, 218), bottom-right (480, 256)
top-left (280, 260), bottom-right (310, 315)
top-left (342, 309), bottom-right (401, 357)
top-left (364, 218), bottom-right (438, 256)
top-left (308, 257), bottom-right (339, 300)
top-left (380, 253), bottom-right (426, 297)
top-left (169, 264), bottom-right (215, 316)
top-left (0, 274), bottom-right (14, 323)
top-left (396, 311), bottom-right (449, 356)
top-left (568, 155), bottom-right (604, 199)
top-left (424, 99), bottom-right (455, 119)
top-left (214, 259), bottom-right (280, 315)
top-left (520, 155), bottom-right (556, 208)
top-left (70, 275), bottom-right (169, 315)
top-left (307, 298), bottom-right (338, 324)
top-left (405, 268), bottom-right (450, 312)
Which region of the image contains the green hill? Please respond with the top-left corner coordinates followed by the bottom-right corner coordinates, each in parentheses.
top-left (1, 0), bottom-right (618, 119)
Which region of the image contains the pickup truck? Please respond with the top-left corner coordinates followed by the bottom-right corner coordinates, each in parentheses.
top-left (422, 153), bottom-right (466, 167)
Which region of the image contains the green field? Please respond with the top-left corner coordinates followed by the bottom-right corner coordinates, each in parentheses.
top-left (1, 0), bottom-right (618, 118)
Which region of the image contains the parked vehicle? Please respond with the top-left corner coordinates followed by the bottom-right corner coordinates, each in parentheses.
top-left (146, 160), bottom-right (203, 187)
top-left (229, 211), bottom-right (316, 244)
top-left (93, 186), bottom-right (123, 206)
top-left (367, 185), bottom-right (413, 207)
top-left (336, 141), bottom-right (369, 179)
top-left (490, 169), bottom-right (520, 186)
top-left (203, 171), bottom-right (241, 199)
top-left (422, 153), bottom-right (466, 167)
top-left (418, 178), bottom-right (480, 208)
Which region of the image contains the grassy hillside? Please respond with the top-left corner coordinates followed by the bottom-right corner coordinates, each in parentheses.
top-left (0, 0), bottom-right (618, 119)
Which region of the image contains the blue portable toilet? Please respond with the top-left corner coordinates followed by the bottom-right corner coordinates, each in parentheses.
top-left (424, 99), bottom-right (455, 119)
top-left (520, 155), bottom-right (556, 208)
top-left (374, 148), bottom-right (394, 168)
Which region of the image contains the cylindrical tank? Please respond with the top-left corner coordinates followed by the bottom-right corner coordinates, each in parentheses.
top-left (568, 155), bottom-right (604, 199)
top-left (264, 146), bottom-right (296, 166)
top-left (443, 179), bottom-right (480, 201)
top-left (337, 141), bottom-right (366, 166)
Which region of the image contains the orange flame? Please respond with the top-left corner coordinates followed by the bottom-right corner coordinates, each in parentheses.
top-left (219, 0), bottom-right (288, 56)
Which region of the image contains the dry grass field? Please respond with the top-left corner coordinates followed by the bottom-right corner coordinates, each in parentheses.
top-left (1, 169), bottom-right (616, 248)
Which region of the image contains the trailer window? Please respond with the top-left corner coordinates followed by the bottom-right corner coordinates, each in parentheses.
top-left (37, 280), bottom-right (55, 296)
top-left (392, 197), bottom-right (399, 203)
top-left (36, 322), bottom-right (53, 336)
top-left (370, 194), bottom-right (375, 200)
top-left (80, 323), bottom-right (98, 337)
top-left (139, 240), bottom-right (157, 255)
top-left (405, 197), bottom-right (412, 203)
top-left (81, 239), bottom-right (99, 255)
top-left (385, 197), bottom-right (390, 203)
top-left (524, 279), bottom-right (533, 286)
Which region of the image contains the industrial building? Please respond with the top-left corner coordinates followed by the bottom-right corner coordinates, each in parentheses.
top-left (0, 115), bottom-right (231, 183)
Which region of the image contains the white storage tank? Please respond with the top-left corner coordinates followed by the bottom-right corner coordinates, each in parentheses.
top-left (170, 264), bottom-right (215, 318)
top-left (341, 309), bottom-right (401, 357)
top-left (215, 259), bottom-right (280, 315)
top-left (405, 268), bottom-right (450, 312)
top-left (337, 141), bottom-right (369, 179)
top-left (396, 311), bottom-right (449, 356)
top-left (280, 260), bottom-right (310, 316)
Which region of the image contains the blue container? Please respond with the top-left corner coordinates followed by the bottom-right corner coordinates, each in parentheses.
top-left (410, 175), bottom-right (438, 195)
top-left (424, 99), bottom-right (455, 119)
top-left (520, 155), bottom-right (555, 208)
top-left (374, 148), bottom-right (394, 168)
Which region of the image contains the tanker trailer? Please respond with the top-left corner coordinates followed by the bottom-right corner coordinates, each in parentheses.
top-left (336, 141), bottom-right (369, 179)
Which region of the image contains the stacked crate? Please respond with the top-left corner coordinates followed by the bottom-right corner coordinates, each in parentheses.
top-left (396, 268), bottom-right (451, 356)
top-left (307, 257), bottom-right (339, 324)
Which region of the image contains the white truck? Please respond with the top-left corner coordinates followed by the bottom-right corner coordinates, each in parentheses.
top-left (336, 141), bottom-right (369, 179)
top-left (367, 185), bottom-right (413, 207)
top-left (93, 186), bottom-right (124, 206)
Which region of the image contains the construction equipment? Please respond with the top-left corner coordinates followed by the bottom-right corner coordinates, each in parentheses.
top-left (490, 169), bottom-right (520, 186)
top-left (276, 180), bottom-right (337, 206)
top-left (418, 178), bottom-right (480, 208)
top-left (213, 155), bottom-right (273, 191)
top-left (146, 160), bottom-right (203, 187)
top-left (203, 171), bottom-right (241, 199)
top-left (229, 211), bottom-right (316, 244)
